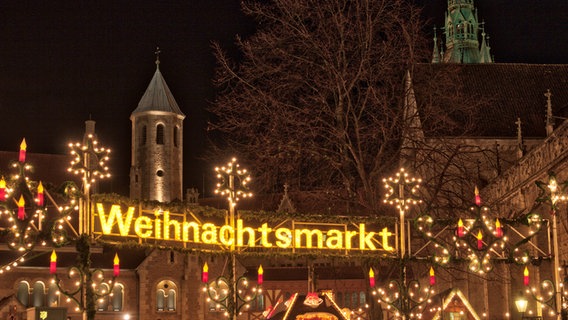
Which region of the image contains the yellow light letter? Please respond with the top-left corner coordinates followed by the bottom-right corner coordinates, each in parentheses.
top-left (134, 216), bottom-right (153, 238)
top-left (96, 204), bottom-right (134, 236)
top-left (275, 228), bottom-right (292, 248)
top-left (325, 229), bottom-right (343, 249)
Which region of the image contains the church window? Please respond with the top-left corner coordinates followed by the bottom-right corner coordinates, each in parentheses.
top-left (47, 282), bottom-right (59, 306)
top-left (140, 125), bottom-right (147, 146)
top-left (17, 281), bottom-right (30, 307)
top-left (96, 284), bottom-right (110, 311)
top-left (32, 281), bottom-right (45, 307)
top-left (350, 292), bottom-right (358, 308)
top-left (169, 251), bottom-right (175, 264)
top-left (156, 280), bottom-right (177, 312)
top-left (359, 291), bottom-right (366, 307)
top-left (111, 283), bottom-right (124, 311)
top-left (166, 289), bottom-right (176, 311)
top-left (156, 124), bottom-right (165, 145)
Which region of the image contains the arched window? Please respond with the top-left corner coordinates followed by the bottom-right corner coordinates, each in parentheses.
top-left (156, 124), bottom-right (165, 145)
top-left (96, 283), bottom-right (110, 311)
top-left (156, 289), bottom-right (166, 311)
top-left (32, 281), bottom-right (45, 307)
top-left (47, 282), bottom-right (59, 307)
top-left (166, 289), bottom-right (176, 311)
top-left (336, 292), bottom-right (343, 307)
top-left (17, 281), bottom-right (30, 307)
top-left (350, 292), bottom-right (357, 309)
top-left (111, 284), bottom-right (124, 311)
top-left (156, 280), bottom-right (177, 312)
top-left (140, 125), bottom-right (147, 146)
top-left (359, 291), bottom-right (366, 307)
top-left (173, 126), bottom-right (179, 147)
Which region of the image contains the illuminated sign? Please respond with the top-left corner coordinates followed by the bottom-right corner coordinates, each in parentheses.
top-left (93, 203), bottom-right (395, 252)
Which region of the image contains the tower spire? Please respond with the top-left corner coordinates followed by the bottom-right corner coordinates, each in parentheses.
top-left (438, 0), bottom-right (492, 63)
top-left (155, 46), bottom-right (161, 67)
top-left (545, 89), bottom-right (554, 136)
top-left (432, 27), bottom-right (441, 63)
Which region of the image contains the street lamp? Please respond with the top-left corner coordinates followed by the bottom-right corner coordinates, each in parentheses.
top-left (515, 294), bottom-right (528, 319)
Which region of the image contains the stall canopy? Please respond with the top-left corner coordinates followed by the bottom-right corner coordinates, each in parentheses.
top-left (265, 292), bottom-right (348, 320)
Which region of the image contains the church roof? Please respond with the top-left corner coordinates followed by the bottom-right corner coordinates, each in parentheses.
top-left (413, 63), bottom-right (568, 137)
top-left (132, 63), bottom-right (185, 117)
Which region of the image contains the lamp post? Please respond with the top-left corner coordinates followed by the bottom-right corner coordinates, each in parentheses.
top-left (202, 158), bottom-right (258, 320)
top-left (515, 294), bottom-right (528, 320)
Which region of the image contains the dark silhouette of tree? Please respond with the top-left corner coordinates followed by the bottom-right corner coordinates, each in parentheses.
top-left (208, 0), bottom-right (484, 215)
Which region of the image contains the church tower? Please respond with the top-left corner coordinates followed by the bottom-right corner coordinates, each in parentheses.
top-left (130, 51), bottom-right (185, 202)
top-left (432, 0), bottom-right (492, 63)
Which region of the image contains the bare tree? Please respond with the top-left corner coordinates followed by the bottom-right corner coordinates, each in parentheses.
top-left (208, 0), bottom-right (484, 215)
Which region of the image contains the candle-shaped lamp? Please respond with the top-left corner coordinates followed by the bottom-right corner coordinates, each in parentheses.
top-left (113, 253), bottom-right (120, 277)
top-left (524, 266), bottom-right (529, 286)
top-left (474, 186), bottom-right (481, 206)
top-left (495, 219), bottom-right (503, 238)
top-left (37, 181), bottom-right (44, 206)
top-left (50, 250), bottom-right (57, 274)
top-left (457, 218), bottom-right (464, 238)
top-left (429, 267), bottom-right (436, 286)
top-left (0, 177), bottom-right (6, 201)
top-left (19, 139), bottom-right (27, 163)
top-left (258, 265), bottom-right (264, 285)
top-left (17, 195), bottom-right (25, 220)
top-left (476, 230), bottom-right (483, 250)
top-left (202, 263), bottom-right (209, 283)
top-left (369, 268), bottom-right (375, 287)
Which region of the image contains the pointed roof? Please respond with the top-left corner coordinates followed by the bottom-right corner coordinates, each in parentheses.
top-left (132, 61), bottom-right (185, 117)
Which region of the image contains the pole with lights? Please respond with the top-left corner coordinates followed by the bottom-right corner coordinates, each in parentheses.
top-left (201, 158), bottom-right (261, 319)
top-left (369, 168), bottom-right (434, 319)
top-left (529, 172), bottom-right (568, 319)
top-left (50, 237), bottom-right (120, 320)
top-left (67, 122), bottom-right (111, 235)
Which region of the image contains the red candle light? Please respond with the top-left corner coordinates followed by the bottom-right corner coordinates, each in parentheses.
top-left (17, 195), bottom-right (25, 220)
top-left (495, 219), bottom-right (503, 238)
top-left (113, 253), bottom-right (120, 277)
top-left (0, 177), bottom-right (6, 201)
top-left (50, 250), bottom-right (57, 274)
top-left (202, 262), bottom-right (209, 283)
top-left (369, 268), bottom-right (375, 287)
top-left (258, 265), bottom-right (264, 285)
top-left (429, 267), bottom-right (436, 286)
top-left (19, 139), bottom-right (27, 163)
top-left (474, 186), bottom-right (481, 206)
top-left (476, 230), bottom-right (483, 250)
top-left (524, 266), bottom-right (529, 286)
top-left (37, 181), bottom-right (44, 206)
top-left (457, 218), bottom-right (464, 237)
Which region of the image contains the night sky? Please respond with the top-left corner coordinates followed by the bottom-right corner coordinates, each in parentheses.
top-left (0, 0), bottom-right (566, 196)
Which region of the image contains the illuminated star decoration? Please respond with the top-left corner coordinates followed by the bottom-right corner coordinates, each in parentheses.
top-left (383, 168), bottom-right (422, 210)
top-left (67, 134), bottom-right (111, 187)
top-left (214, 158), bottom-right (253, 207)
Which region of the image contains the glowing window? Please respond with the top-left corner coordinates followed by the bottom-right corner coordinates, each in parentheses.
top-left (32, 281), bottom-right (45, 307)
top-left (156, 280), bottom-right (177, 312)
top-left (112, 284), bottom-right (124, 311)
